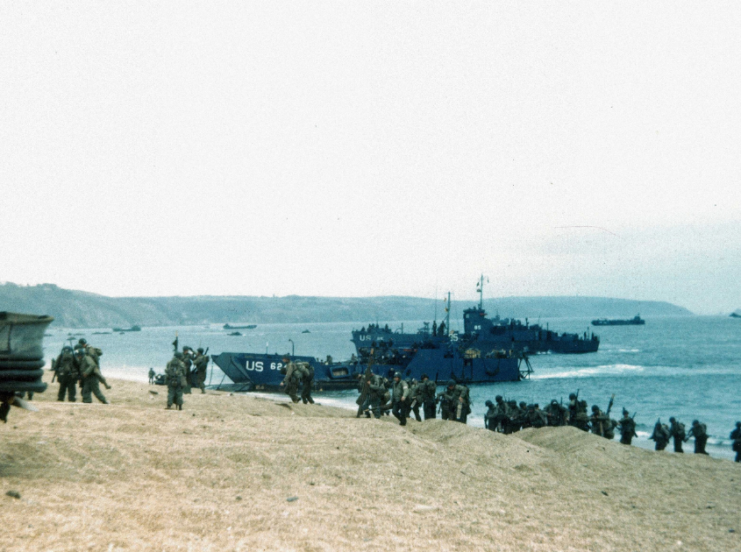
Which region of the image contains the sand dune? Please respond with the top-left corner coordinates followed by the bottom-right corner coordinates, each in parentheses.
top-left (2, 374), bottom-right (740, 551)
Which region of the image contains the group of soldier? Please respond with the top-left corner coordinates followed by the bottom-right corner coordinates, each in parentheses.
top-left (52, 338), bottom-right (111, 404)
top-left (353, 378), bottom-right (741, 462)
top-left (161, 347), bottom-right (210, 410)
top-left (355, 372), bottom-right (469, 426)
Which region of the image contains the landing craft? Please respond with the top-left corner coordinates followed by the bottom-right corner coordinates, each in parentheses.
top-left (210, 342), bottom-right (532, 392)
top-left (0, 312), bottom-right (53, 422)
top-left (352, 279), bottom-right (599, 356)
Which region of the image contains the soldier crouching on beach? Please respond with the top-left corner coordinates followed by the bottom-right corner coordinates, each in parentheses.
top-left (280, 354), bottom-right (301, 403)
top-left (165, 351), bottom-right (186, 410)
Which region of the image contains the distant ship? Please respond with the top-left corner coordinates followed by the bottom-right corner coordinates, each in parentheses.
top-left (592, 315), bottom-right (645, 326)
top-left (352, 278), bottom-right (599, 356)
top-left (730, 312), bottom-right (741, 319)
top-left (223, 324), bottom-right (257, 330)
top-left (112, 325), bottom-right (141, 332)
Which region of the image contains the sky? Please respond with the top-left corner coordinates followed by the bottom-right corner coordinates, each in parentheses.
top-left (1, 2), bottom-right (740, 314)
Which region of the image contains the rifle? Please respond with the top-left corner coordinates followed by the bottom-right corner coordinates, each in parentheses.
top-left (605, 394), bottom-right (615, 417)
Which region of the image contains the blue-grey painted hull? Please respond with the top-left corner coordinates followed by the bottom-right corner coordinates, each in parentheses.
top-left (211, 347), bottom-right (526, 391)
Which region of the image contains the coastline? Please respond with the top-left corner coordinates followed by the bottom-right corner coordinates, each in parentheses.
top-left (3, 373), bottom-right (740, 551)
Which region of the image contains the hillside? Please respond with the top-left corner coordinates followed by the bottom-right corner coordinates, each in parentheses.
top-left (2, 373), bottom-right (740, 551)
top-left (0, 282), bottom-right (693, 328)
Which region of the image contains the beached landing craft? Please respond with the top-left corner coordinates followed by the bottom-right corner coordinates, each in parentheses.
top-left (0, 312), bottom-right (53, 421)
top-left (210, 343), bottom-right (532, 392)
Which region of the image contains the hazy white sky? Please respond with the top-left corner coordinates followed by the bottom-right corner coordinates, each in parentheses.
top-left (1, 2), bottom-right (740, 314)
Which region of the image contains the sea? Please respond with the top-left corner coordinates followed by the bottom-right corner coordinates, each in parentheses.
top-left (43, 315), bottom-right (741, 460)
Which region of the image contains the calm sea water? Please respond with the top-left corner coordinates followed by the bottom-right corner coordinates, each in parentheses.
top-left (43, 315), bottom-right (741, 459)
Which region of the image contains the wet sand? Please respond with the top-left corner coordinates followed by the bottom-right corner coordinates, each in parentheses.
top-left (2, 373), bottom-right (740, 551)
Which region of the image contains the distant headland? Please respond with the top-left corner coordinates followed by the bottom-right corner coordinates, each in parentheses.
top-left (0, 282), bottom-right (693, 328)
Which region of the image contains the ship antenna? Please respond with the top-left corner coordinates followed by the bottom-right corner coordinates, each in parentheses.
top-left (445, 292), bottom-right (451, 335)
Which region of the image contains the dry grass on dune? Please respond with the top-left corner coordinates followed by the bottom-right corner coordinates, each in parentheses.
top-left (1, 373), bottom-right (740, 551)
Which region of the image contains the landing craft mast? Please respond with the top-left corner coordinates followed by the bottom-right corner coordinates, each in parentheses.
top-left (476, 274), bottom-right (489, 310)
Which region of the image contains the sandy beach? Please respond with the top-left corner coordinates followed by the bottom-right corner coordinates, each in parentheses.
top-left (2, 373), bottom-right (740, 551)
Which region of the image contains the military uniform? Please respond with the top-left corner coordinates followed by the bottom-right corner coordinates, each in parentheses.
top-left (617, 410), bottom-right (637, 445)
top-left (438, 381), bottom-right (470, 423)
top-left (181, 347), bottom-right (194, 394)
top-left (297, 361), bottom-right (314, 404)
top-left (687, 420), bottom-right (709, 455)
top-left (281, 359), bottom-right (301, 403)
top-left (193, 350), bottom-right (209, 393)
top-left (148, 367), bottom-right (156, 385)
top-left (730, 422), bottom-right (741, 463)
top-left (165, 354), bottom-right (186, 409)
top-left (416, 375), bottom-right (436, 420)
top-left (529, 404), bottom-right (548, 428)
top-left (391, 374), bottom-right (410, 426)
top-left (650, 421), bottom-right (670, 451)
top-left (78, 351), bottom-right (109, 404)
top-left (669, 417), bottom-right (686, 453)
top-left (54, 347), bottom-right (79, 402)
top-left (590, 406), bottom-right (615, 439)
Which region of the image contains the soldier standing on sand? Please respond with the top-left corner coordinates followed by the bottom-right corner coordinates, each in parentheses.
top-left (407, 379), bottom-right (422, 422)
top-left (54, 346), bottom-right (79, 402)
top-left (391, 372), bottom-right (410, 426)
top-left (686, 420), bottom-right (709, 455)
top-left (730, 422), bottom-right (741, 462)
top-left (279, 354), bottom-right (301, 403)
top-left (668, 417), bottom-right (686, 453)
top-left (298, 361), bottom-right (314, 404)
top-left (193, 348), bottom-right (209, 394)
top-left (417, 374), bottom-right (437, 420)
top-left (165, 351), bottom-right (186, 410)
top-left (617, 409), bottom-right (637, 445)
top-left (76, 347), bottom-right (109, 404)
top-left (148, 367), bottom-right (156, 385)
top-left (650, 420), bottom-right (670, 451)
top-left (181, 346), bottom-right (194, 394)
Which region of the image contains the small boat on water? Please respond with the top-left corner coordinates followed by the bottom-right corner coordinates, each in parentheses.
top-left (592, 315), bottom-right (645, 326)
top-left (112, 325), bottom-right (141, 332)
top-left (730, 312), bottom-right (741, 319)
top-left (223, 324), bottom-right (257, 330)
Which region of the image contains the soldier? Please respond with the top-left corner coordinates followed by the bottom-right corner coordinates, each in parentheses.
top-left (529, 404), bottom-right (548, 428)
top-left (518, 401), bottom-right (531, 430)
top-left (298, 361), bottom-right (314, 404)
top-left (76, 347), bottom-right (109, 404)
top-left (193, 348), bottom-right (209, 393)
top-left (391, 372), bottom-right (410, 426)
top-left (730, 422), bottom-right (741, 463)
top-left (181, 346), bottom-right (194, 394)
top-left (573, 400), bottom-right (591, 432)
top-left (279, 354), bottom-right (301, 403)
top-left (417, 374), bottom-right (437, 420)
top-left (366, 374), bottom-right (388, 419)
top-left (668, 417), bottom-right (686, 453)
top-left (650, 420), bottom-right (671, 451)
top-left (544, 399), bottom-right (568, 427)
top-left (438, 380), bottom-right (470, 423)
top-left (484, 400), bottom-right (497, 431)
top-left (148, 367), bottom-right (156, 385)
top-left (407, 379), bottom-right (422, 422)
top-left (617, 408), bottom-right (637, 445)
top-left (165, 351), bottom-right (186, 410)
top-left (54, 346), bottom-right (79, 402)
top-left (567, 393), bottom-right (579, 425)
top-left (590, 405), bottom-right (615, 439)
top-left (686, 420), bottom-right (709, 455)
